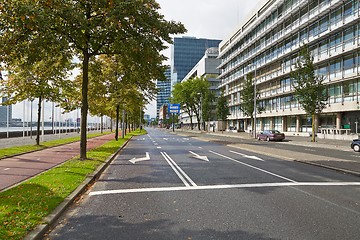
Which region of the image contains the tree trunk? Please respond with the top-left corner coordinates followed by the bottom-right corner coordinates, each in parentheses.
top-left (35, 95), bottom-right (42, 145)
top-left (312, 113), bottom-right (316, 142)
top-left (80, 52), bottom-right (90, 160)
top-left (115, 105), bottom-right (119, 141)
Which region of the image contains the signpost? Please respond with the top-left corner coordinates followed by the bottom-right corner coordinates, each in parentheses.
top-left (168, 104), bottom-right (180, 132)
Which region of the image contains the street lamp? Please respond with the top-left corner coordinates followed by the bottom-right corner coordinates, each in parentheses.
top-left (197, 92), bottom-right (203, 131)
top-left (250, 63), bottom-right (257, 139)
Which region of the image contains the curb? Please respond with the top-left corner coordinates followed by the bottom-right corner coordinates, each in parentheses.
top-left (24, 137), bottom-right (132, 240)
top-left (294, 160), bottom-right (360, 178)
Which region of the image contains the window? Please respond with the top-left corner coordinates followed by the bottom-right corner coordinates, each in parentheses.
top-left (344, 26), bottom-right (355, 43)
top-left (343, 54), bottom-right (355, 70)
top-left (344, 0), bottom-right (355, 18)
top-left (319, 15), bottom-right (329, 34)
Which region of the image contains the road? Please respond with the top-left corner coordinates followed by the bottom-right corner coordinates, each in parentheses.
top-left (46, 128), bottom-right (360, 240)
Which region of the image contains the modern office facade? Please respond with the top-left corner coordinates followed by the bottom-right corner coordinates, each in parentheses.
top-left (156, 67), bottom-right (171, 119)
top-left (180, 47), bottom-right (222, 128)
top-left (218, 0), bottom-right (360, 137)
top-left (0, 97), bottom-right (12, 124)
top-left (171, 37), bottom-right (221, 89)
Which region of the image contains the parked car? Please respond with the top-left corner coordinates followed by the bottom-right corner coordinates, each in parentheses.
top-left (257, 130), bottom-right (285, 141)
top-left (351, 139), bottom-right (360, 152)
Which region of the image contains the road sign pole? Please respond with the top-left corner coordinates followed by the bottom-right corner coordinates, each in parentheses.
top-left (172, 113), bottom-right (175, 132)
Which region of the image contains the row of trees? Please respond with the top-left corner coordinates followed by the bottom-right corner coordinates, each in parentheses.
top-left (172, 46), bottom-right (327, 142)
top-left (171, 76), bottom-right (229, 131)
top-left (238, 46), bottom-right (328, 142)
top-left (0, 0), bottom-right (186, 159)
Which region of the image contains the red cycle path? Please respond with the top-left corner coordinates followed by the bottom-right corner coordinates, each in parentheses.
top-left (0, 134), bottom-right (115, 191)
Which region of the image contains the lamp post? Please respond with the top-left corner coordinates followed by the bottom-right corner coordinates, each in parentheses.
top-left (251, 63), bottom-right (257, 139)
top-left (197, 92), bottom-right (203, 131)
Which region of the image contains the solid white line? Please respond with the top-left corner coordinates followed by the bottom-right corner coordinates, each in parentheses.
top-left (161, 152), bottom-right (190, 187)
top-left (209, 150), bottom-right (297, 183)
top-left (89, 182), bottom-right (360, 196)
top-left (163, 152), bottom-right (197, 187)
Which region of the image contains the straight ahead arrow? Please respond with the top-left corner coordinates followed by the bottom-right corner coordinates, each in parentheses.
top-left (129, 152), bottom-right (150, 164)
top-left (229, 150), bottom-right (264, 161)
top-left (189, 151), bottom-right (209, 162)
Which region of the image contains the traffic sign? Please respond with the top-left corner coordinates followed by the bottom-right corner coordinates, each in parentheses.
top-left (168, 103), bottom-right (180, 114)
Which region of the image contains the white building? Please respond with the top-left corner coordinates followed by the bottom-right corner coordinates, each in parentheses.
top-left (180, 48), bottom-right (221, 129)
top-left (218, 0), bottom-right (360, 139)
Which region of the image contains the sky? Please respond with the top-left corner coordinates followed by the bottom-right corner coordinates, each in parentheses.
top-left (9, 0), bottom-right (263, 121)
top-left (144, 0), bottom-right (263, 117)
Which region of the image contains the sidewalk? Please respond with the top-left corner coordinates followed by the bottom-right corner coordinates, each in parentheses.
top-left (173, 129), bottom-right (360, 177)
top-left (0, 133), bottom-right (115, 191)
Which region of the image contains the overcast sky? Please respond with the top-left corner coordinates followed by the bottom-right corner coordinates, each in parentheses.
top-left (11, 1), bottom-right (263, 121)
top-left (145, 0), bottom-right (263, 117)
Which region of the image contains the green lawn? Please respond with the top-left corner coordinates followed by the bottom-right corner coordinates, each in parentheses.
top-left (0, 129), bottom-right (146, 240)
top-left (0, 132), bottom-right (107, 159)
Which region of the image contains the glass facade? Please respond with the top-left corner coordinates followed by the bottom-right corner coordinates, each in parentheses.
top-left (219, 0), bottom-right (360, 134)
top-left (156, 67), bottom-right (171, 119)
top-left (171, 37), bottom-right (221, 87)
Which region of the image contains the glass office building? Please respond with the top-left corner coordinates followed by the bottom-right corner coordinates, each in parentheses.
top-left (0, 97), bottom-right (12, 124)
top-left (218, 0), bottom-right (360, 137)
top-left (171, 37), bottom-right (221, 89)
top-left (156, 67), bottom-right (171, 119)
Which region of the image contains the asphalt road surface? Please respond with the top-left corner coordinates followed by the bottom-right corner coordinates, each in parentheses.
top-left (46, 128), bottom-right (360, 240)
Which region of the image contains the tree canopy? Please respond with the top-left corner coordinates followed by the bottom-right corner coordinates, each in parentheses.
top-left (0, 0), bottom-right (186, 159)
top-left (290, 45), bottom-right (328, 142)
top-left (171, 76), bottom-right (210, 130)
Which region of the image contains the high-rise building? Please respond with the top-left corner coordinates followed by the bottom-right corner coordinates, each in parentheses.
top-left (156, 67), bottom-right (172, 118)
top-left (171, 37), bottom-right (222, 88)
top-left (0, 97), bottom-right (12, 123)
top-left (218, 0), bottom-right (360, 138)
top-left (180, 47), bottom-right (222, 128)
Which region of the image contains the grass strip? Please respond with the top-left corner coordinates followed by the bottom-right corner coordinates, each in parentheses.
top-left (0, 129), bottom-right (146, 240)
top-left (0, 132), bottom-right (109, 159)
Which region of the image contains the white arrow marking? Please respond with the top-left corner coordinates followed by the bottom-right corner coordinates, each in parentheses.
top-left (229, 150), bottom-right (264, 161)
top-left (129, 152), bottom-right (150, 164)
top-left (189, 151), bottom-right (209, 162)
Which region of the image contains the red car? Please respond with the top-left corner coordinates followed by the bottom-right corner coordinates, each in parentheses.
top-left (257, 130), bottom-right (285, 141)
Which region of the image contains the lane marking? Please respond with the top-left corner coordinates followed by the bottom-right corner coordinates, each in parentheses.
top-left (161, 152), bottom-right (197, 187)
top-left (229, 150), bottom-right (264, 161)
top-left (129, 152), bottom-right (150, 164)
top-left (89, 182), bottom-right (360, 196)
top-left (189, 151), bottom-right (209, 162)
top-left (209, 150), bottom-right (297, 183)
top-left (4, 168), bottom-right (10, 171)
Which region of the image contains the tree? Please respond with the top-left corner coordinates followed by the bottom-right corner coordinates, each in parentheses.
top-left (0, 52), bottom-right (72, 145)
top-left (240, 73), bottom-right (261, 134)
top-left (216, 91), bottom-right (230, 132)
top-left (290, 45), bottom-right (328, 142)
top-left (171, 76), bottom-right (210, 130)
top-left (0, 0), bottom-right (186, 159)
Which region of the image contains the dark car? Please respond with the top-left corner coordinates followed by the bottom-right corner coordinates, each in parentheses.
top-left (351, 139), bottom-right (360, 152)
top-left (257, 130), bottom-right (285, 141)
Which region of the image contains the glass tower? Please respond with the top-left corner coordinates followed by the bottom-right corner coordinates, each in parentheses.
top-left (171, 37), bottom-right (221, 87)
top-left (156, 67), bottom-right (171, 118)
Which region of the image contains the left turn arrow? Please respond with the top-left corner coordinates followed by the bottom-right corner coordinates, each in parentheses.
top-left (129, 152), bottom-right (150, 164)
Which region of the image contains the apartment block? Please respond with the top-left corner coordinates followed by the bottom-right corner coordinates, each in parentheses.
top-left (218, 0), bottom-right (360, 137)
